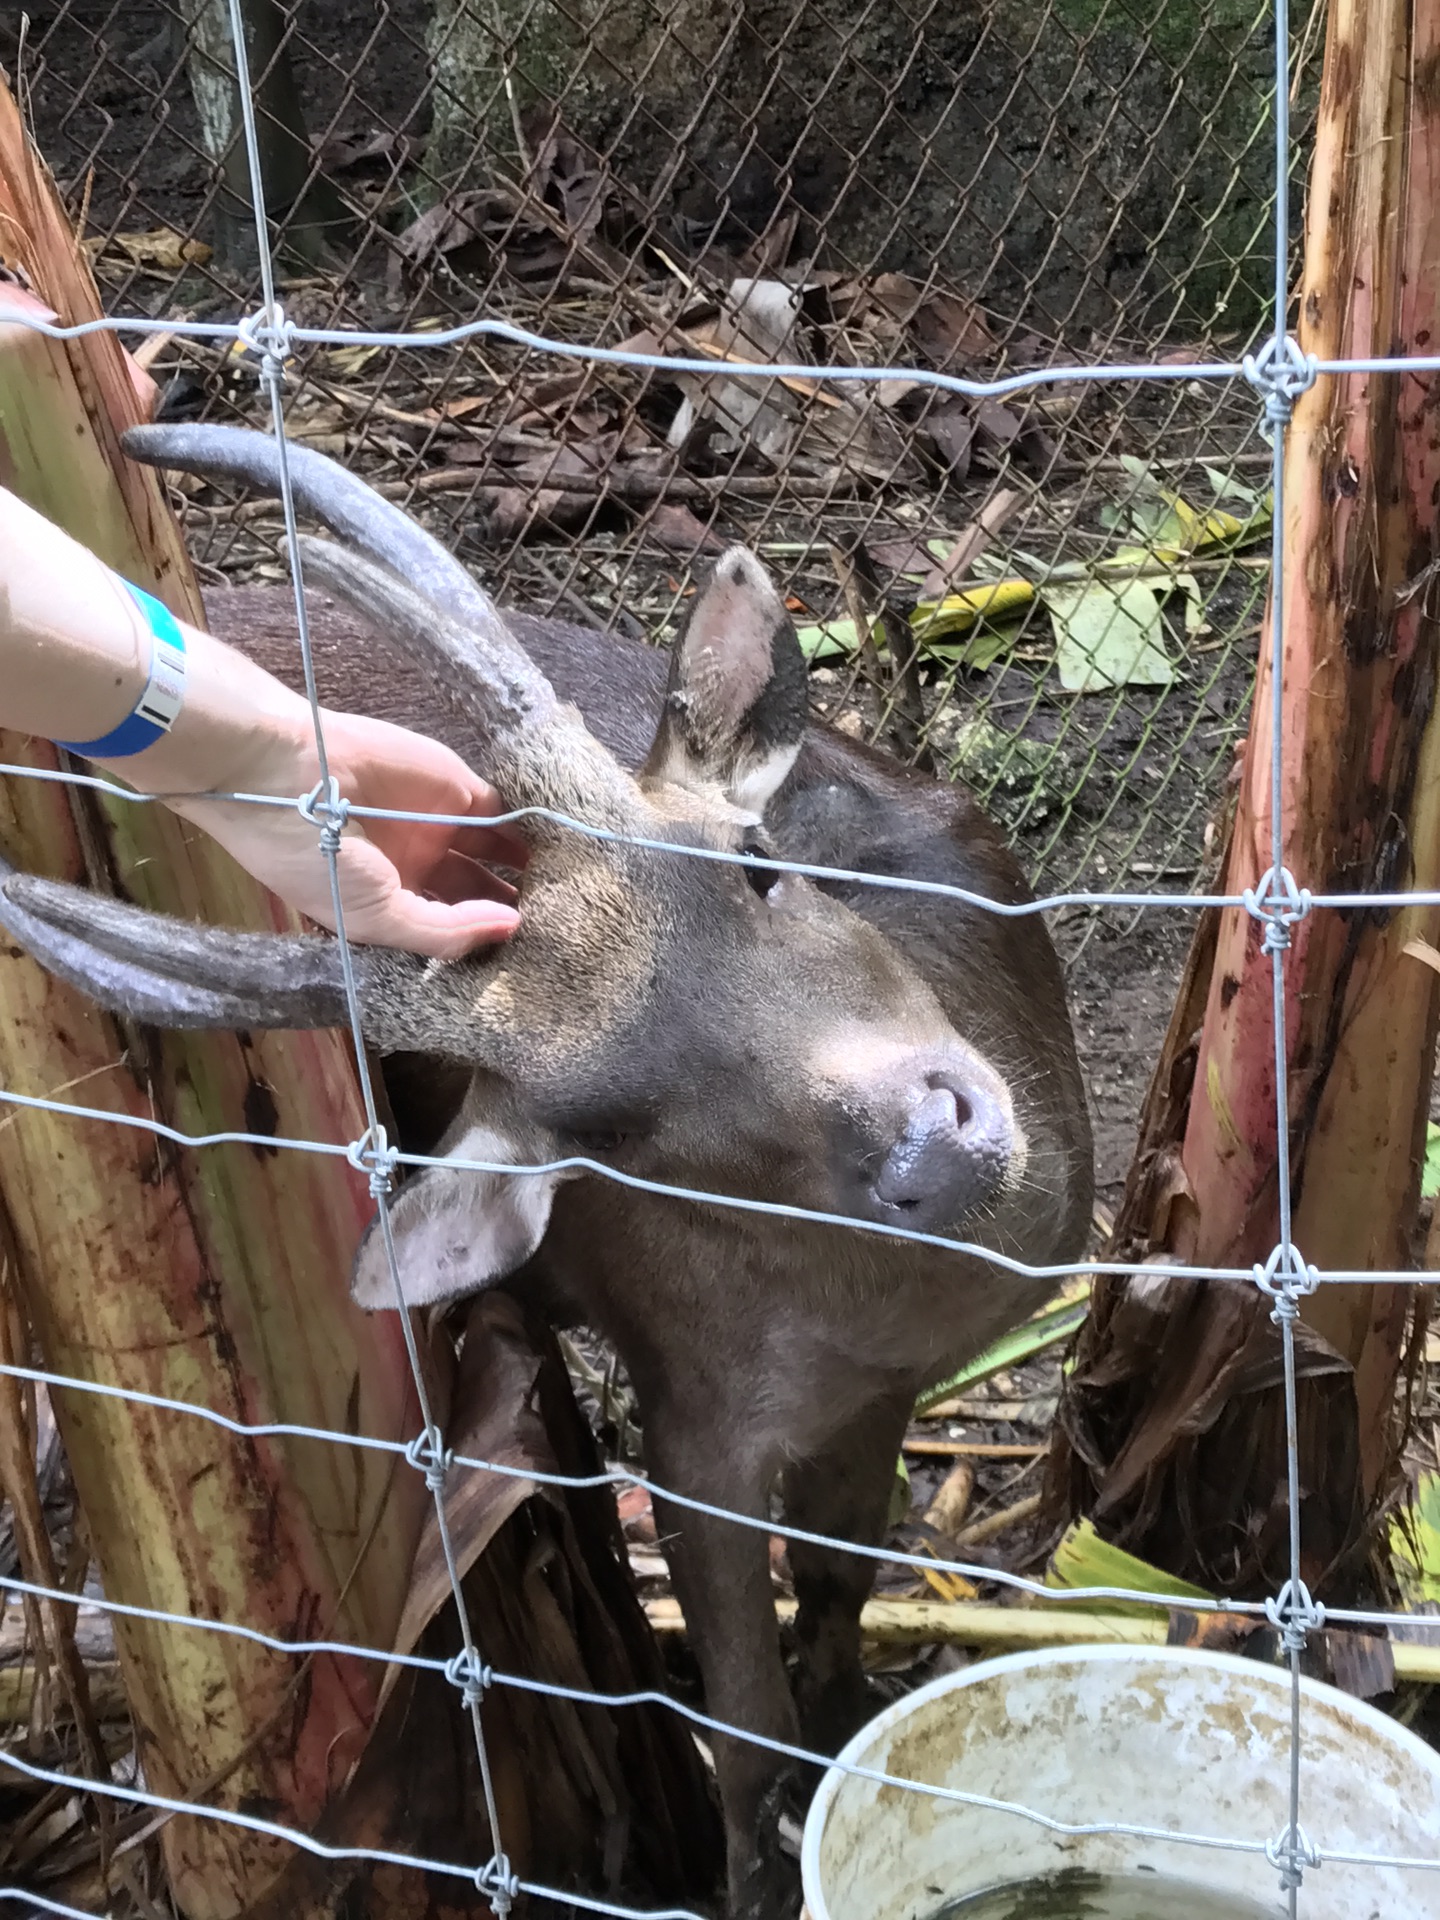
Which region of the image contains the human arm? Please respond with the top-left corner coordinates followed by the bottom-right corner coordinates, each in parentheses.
top-left (0, 486), bottom-right (522, 957)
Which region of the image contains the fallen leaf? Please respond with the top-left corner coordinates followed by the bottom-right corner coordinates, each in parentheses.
top-left (1047, 1518), bottom-right (1213, 1618)
top-left (911, 577), bottom-right (1035, 644)
top-left (318, 126), bottom-right (407, 172)
top-left (525, 114), bottom-right (607, 245)
top-left (643, 502), bottom-right (728, 557)
top-left (394, 190), bottom-right (499, 270)
top-left (741, 208), bottom-right (800, 275)
top-left (925, 404), bottom-right (975, 481)
top-left (667, 278), bottom-right (805, 461)
top-left (85, 226), bottom-right (211, 271)
top-left (868, 533), bottom-right (958, 576)
top-left (427, 394), bottom-right (489, 421)
top-left (1045, 577), bottom-right (1174, 692)
top-left (482, 485), bottom-right (586, 539)
top-left (325, 341), bottom-right (386, 377)
top-left (796, 620), bottom-right (858, 661)
top-left (866, 273), bottom-right (995, 364)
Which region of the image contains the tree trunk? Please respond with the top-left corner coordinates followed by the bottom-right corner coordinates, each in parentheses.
top-left (1046, 0), bottom-right (1440, 1601)
top-left (179, 0), bottom-right (345, 272)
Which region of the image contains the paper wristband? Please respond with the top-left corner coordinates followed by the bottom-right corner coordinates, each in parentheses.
top-left (57, 580), bottom-right (188, 759)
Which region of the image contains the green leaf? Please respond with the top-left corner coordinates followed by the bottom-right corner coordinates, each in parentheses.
top-left (1391, 1471), bottom-right (1440, 1606)
top-left (921, 626), bottom-right (1015, 671)
top-left (1425, 1121), bottom-right (1440, 1201)
top-left (1173, 570), bottom-right (1207, 636)
top-left (1044, 577), bottom-right (1175, 692)
top-left (1201, 462), bottom-right (1263, 508)
top-left (914, 1277), bottom-right (1091, 1412)
top-left (795, 619), bottom-right (858, 661)
top-left (1047, 1518), bottom-right (1213, 1617)
top-left (1117, 452), bottom-right (1158, 489)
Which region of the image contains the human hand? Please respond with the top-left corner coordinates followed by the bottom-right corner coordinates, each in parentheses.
top-left (168, 707), bottom-right (527, 960)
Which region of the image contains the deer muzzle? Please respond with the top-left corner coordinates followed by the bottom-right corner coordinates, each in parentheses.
top-left (868, 1070), bottom-right (1015, 1230)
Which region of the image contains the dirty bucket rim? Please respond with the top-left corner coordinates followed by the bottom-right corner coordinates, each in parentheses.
top-left (799, 1640), bottom-right (1440, 1920)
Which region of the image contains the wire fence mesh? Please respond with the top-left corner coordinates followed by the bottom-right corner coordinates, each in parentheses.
top-left (6, 1), bottom-right (1440, 1919)
top-left (12, 0), bottom-right (1312, 926)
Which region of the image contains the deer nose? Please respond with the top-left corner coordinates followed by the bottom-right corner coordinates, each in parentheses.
top-left (870, 1073), bottom-right (1013, 1228)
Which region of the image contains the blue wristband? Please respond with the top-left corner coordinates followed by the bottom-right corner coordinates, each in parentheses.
top-left (57, 580), bottom-right (188, 760)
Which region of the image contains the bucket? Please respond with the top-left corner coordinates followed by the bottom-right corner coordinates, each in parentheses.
top-left (800, 1644), bottom-right (1440, 1919)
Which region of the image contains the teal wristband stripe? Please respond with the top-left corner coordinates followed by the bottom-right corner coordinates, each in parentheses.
top-left (57, 581), bottom-right (188, 759)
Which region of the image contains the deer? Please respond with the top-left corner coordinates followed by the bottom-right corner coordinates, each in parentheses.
top-left (0, 423), bottom-right (1093, 1920)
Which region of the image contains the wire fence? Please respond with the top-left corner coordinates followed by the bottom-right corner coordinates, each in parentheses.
top-left (3, 0), bottom-right (1440, 1918)
top-left (12, 0), bottom-right (1311, 933)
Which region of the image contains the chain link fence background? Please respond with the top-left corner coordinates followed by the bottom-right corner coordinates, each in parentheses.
top-left (9, 0), bottom-right (1314, 1183)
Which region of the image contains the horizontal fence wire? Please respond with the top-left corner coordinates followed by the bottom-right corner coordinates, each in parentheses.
top-left (26, 296), bottom-right (1440, 380)
top-left (3, 0), bottom-right (1440, 1912)
top-left (0, 1067), bottom-right (1419, 1283)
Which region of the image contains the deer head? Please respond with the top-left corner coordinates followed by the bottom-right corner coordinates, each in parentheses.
top-left (3, 425), bottom-right (1022, 1308)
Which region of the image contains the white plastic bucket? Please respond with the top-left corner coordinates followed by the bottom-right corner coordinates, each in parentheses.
top-left (801, 1644), bottom-right (1440, 1920)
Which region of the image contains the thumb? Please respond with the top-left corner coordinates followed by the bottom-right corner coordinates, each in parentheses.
top-left (354, 890), bottom-right (522, 959)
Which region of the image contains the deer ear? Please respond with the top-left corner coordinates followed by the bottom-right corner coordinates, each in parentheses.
top-left (642, 546), bottom-right (806, 816)
top-left (351, 1121), bottom-right (572, 1311)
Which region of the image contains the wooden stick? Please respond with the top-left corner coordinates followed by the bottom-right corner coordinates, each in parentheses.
top-left (903, 1439), bottom-right (1044, 1459)
top-left (402, 467), bottom-right (855, 502)
top-left (951, 1491), bottom-right (1043, 1547)
top-left (641, 1595), bottom-right (1440, 1683)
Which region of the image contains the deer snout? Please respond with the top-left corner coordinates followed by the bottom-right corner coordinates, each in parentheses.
top-left (866, 1062), bottom-right (1015, 1231)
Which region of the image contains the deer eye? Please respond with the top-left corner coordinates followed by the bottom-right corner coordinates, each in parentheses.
top-left (740, 836), bottom-right (780, 899)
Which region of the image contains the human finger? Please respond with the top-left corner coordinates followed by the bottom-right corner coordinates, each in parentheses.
top-left (347, 888), bottom-right (521, 958)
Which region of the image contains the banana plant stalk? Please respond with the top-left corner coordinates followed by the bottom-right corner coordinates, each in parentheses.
top-left (0, 79), bottom-right (429, 1915)
top-left (1048, 0), bottom-right (1440, 1597)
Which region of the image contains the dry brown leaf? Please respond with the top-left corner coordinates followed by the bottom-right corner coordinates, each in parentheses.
top-left (84, 226), bottom-right (211, 271)
top-left (378, 1295), bottom-right (551, 1714)
top-left (643, 502), bottom-right (728, 556)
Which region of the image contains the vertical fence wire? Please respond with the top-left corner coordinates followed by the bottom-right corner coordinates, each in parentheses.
top-left (220, 0), bottom-right (514, 1905)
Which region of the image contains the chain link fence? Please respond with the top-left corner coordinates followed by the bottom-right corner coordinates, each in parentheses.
top-left (15, 0), bottom-right (1314, 927)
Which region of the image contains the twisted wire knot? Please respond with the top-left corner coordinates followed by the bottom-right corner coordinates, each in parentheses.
top-left (445, 1646), bottom-right (492, 1710)
top-left (405, 1427), bottom-right (453, 1492)
top-left (299, 776), bottom-right (351, 856)
top-left (1242, 333), bottom-right (1317, 424)
top-left (475, 1854), bottom-right (519, 1917)
top-left (346, 1124), bottom-right (399, 1199)
top-left (234, 303), bottom-right (297, 384)
top-left (1265, 1821), bottom-right (1321, 1889)
top-left (1251, 1242), bottom-right (1320, 1324)
top-left (1242, 864), bottom-right (1311, 953)
top-left (1264, 1577), bottom-right (1326, 1654)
